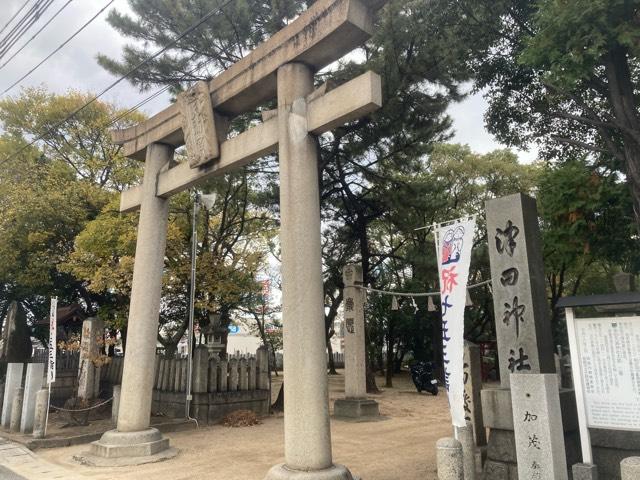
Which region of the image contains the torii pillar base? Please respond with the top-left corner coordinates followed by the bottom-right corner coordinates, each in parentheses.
top-left (74, 428), bottom-right (177, 467)
top-left (265, 464), bottom-right (354, 480)
top-left (334, 398), bottom-right (379, 420)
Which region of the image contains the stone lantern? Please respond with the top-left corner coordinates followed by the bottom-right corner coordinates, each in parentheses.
top-left (204, 313), bottom-right (226, 357)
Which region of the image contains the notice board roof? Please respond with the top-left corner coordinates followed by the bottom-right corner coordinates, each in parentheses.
top-left (557, 292), bottom-right (640, 309)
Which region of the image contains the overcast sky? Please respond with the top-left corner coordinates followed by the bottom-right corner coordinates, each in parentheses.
top-left (1, 0), bottom-right (536, 162)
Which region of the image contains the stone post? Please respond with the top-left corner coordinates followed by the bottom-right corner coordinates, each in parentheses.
top-left (174, 359), bottom-right (182, 392)
top-left (88, 143), bottom-right (174, 462)
top-left (248, 357), bottom-right (256, 390)
top-left (112, 385), bottom-right (121, 424)
top-left (192, 346), bottom-right (209, 393)
top-left (20, 363), bottom-right (44, 433)
top-left (10, 386), bottom-right (24, 432)
top-left (334, 264), bottom-right (379, 419)
top-left (621, 457), bottom-right (640, 480)
top-left (208, 357), bottom-right (218, 393)
top-left (32, 388), bottom-right (48, 439)
top-left (455, 422), bottom-right (476, 480)
top-left (228, 358), bottom-right (239, 391)
top-left (179, 358), bottom-right (187, 392)
top-left (436, 437), bottom-right (464, 480)
top-left (1, 362), bottom-right (23, 428)
top-left (77, 317), bottom-right (104, 402)
top-left (218, 359), bottom-right (228, 392)
top-left (511, 374), bottom-right (567, 480)
top-left (463, 341), bottom-right (486, 446)
top-left (572, 463), bottom-right (599, 480)
top-left (264, 62), bottom-right (350, 480)
top-left (256, 346), bottom-right (269, 390)
top-left (239, 358), bottom-right (248, 391)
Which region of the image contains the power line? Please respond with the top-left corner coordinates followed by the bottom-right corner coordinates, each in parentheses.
top-left (0, 0), bottom-right (33, 37)
top-left (0, 0), bottom-right (232, 168)
top-left (1, 0), bottom-right (117, 96)
top-left (0, 0), bottom-right (54, 58)
top-left (0, 0), bottom-right (75, 71)
top-left (0, 0), bottom-right (43, 48)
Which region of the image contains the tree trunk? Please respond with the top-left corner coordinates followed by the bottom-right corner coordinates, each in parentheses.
top-left (604, 46), bottom-right (640, 230)
top-left (327, 339), bottom-right (338, 375)
top-left (385, 340), bottom-right (394, 388)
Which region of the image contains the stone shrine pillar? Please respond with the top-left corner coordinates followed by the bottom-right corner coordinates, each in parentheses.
top-left (482, 193), bottom-right (578, 478)
top-left (85, 143), bottom-right (176, 464)
top-left (264, 63), bottom-right (352, 480)
top-left (77, 317), bottom-right (104, 401)
top-left (1, 363), bottom-right (23, 428)
top-left (20, 362), bottom-right (44, 433)
top-left (334, 264), bottom-right (379, 419)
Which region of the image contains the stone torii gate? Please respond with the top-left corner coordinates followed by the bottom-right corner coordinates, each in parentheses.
top-left (85, 1), bottom-right (388, 478)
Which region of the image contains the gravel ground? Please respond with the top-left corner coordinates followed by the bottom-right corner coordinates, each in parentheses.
top-left (29, 371), bottom-right (452, 480)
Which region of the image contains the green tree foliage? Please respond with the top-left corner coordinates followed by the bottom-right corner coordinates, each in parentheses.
top-left (427, 0), bottom-right (640, 227)
top-left (537, 157), bottom-right (640, 342)
top-left (0, 89), bottom-right (141, 340)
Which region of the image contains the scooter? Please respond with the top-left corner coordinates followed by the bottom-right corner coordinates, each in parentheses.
top-left (410, 361), bottom-right (438, 395)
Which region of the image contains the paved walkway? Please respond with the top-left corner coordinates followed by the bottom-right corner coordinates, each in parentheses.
top-left (0, 438), bottom-right (78, 480)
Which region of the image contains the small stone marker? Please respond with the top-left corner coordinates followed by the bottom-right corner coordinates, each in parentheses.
top-left (621, 457), bottom-right (640, 480)
top-left (229, 358), bottom-right (239, 391)
top-left (256, 346), bottom-right (269, 390)
top-left (208, 356), bottom-right (218, 393)
top-left (77, 317), bottom-right (104, 401)
top-left (192, 347), bottom-right (209, 393)
top-left (32, 388), bottom-right (48, 439)
top-left (511, 374), bottom-right (568, 480)
top-left (463, 342), bottom-right (486, 446)
top-left (455, 421), bottom-right (476, 480)
top-left (436, 437), bottom-right (464, 480)
top-left (20, 363), bottom-right (45, 433)
top-left (218, 359), bottom-right (228, 392)
top-left (1, 362), bottom-right (23, 428)
top-left (248, 357), bottom-right (256, 390)
top-left (239, 358), bottom-right (248, 391)
top-left (112, 385), bottom-right (121, 424)
top-left (486, 193), bottom-right (556, 388)
top-left (334, 263), bottom-right (379, 418)
top-left (10, 386), bottom-right (24, 432)
top-left (572, 463), bottom-right (598, 480)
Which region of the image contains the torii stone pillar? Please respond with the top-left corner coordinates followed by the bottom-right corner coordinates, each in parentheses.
top-left (75, 0), bottom-right (388, 469)
top-left (264, 63), bottom-right (352, 480)
top-left (86, 143), bottom-right (176, 462)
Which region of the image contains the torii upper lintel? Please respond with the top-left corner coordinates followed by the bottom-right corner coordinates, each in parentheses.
top-left (112, 0), bottom-right (386, 161)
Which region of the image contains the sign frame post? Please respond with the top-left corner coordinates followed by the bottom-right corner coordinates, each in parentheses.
top-left (565, 307), bottom-right (593, 464)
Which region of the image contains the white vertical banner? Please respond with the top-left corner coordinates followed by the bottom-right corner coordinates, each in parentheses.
top-left (435, 216), bottom-right (476, 428)
top-left (47, 297), bottom-right (57, 385)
